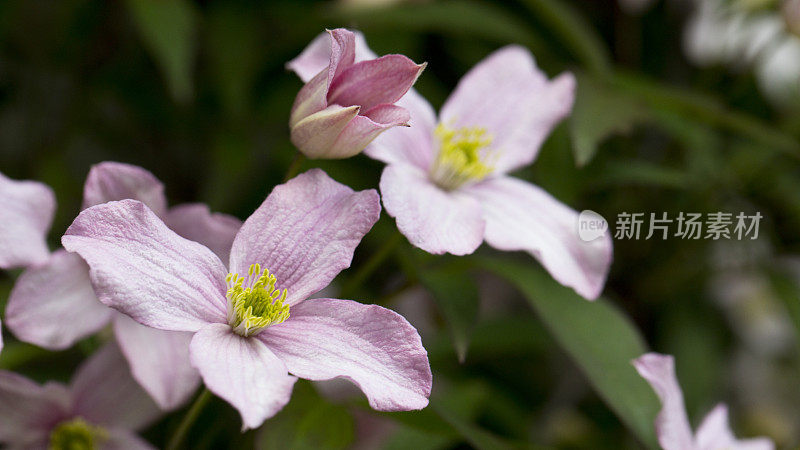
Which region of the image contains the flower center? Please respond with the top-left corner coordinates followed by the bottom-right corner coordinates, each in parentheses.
top-left (226, 263), bottom-right (290, 337)
top-left (429, 122), bottom-right (494, 190)
top-left (49, 418), bottom-right (106, 450)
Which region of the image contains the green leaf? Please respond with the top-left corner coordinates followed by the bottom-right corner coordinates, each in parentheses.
top-left (570, 75), bottom-right (648, 166)
top-left (419, 266), bottom-right (480, 362)
top-left (255, 381), bottom-right (355, 450)
top-left (125, 0), bottom-right (197, 102)
top-left (476, 257), bottom-right (660, 449)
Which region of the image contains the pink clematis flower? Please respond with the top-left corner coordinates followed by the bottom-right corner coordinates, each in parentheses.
top-left (353, 46), bottom-right (611, 300)
top-left (3, 162), bottom-right (242, 410)
top-left (62, 169), bottom-right (433, 430)
top-left (0, 342), bottom-right (161, 449)
top-left (633, 353), bottom-right (774, 450)
top-left (287, 28), bottom-right (426, 159)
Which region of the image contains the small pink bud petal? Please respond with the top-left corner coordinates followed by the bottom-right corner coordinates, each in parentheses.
top-left (290, 105), bottom-right (361, 158)
top-left (328, 56), bottom-right (426, 111)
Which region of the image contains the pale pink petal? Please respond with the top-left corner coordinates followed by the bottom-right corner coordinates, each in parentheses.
top-left (326, 28), bottom-right (357, 89)
top-left (464, 176), bottom-right (612, 300)
top-left (325, 105), bottom-right (411, 159)
top-left (287, 30), bottom-right (376, 83)
top-left (165, 203), bottom-right (242, 265)
top-left (695, 405), bottom-right (774, 450)
top-left (439, 46), bottom-right (575, 174)
top-left (261, 298), bottom-right (431, 411)
top-left (328, 56), bottom-right (425, 111)
top-left (0, 172), bottom-right (55, 269)
top-left (0, 321), bottom-right (3, 355)
top-left (364, 89), bottom-right (437, 170)
top-left (62, 200), bottom-right (228, 333)
top-left (103, 429), bottom-right (156, 450)
top-left (229, 169), bottom-right (380, 306)
top-left (113, 314), bottom-right (200, 411)
top-left (290, 105), bottom-right (361, 158)
top-left (82, 162), bottom-right (168, 217)
top-left (5, 250), bottom-right (113, 350)
top-left (289, 69), bottom-right (332, 128)
top-left (0, 371), bottom-right (70, 445)
top-left (190, 323), bottom-right (297, 430)
top-left (632, 353), bottom-right (694, 450)
top-left (380, 164), bottom-right (484, 256)
top-left (71, 342), bottom-right (162, 431)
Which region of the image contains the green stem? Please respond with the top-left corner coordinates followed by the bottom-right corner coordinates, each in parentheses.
top-left (283, 152), bottom-right (306, 182)
top-left (340, 231), bottom-right (404, 298)
top-left (166, 388), bottom-right (213, 450)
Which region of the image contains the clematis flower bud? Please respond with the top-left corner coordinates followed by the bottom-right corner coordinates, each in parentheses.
top-left (288, 28), bottom-right (426, 159)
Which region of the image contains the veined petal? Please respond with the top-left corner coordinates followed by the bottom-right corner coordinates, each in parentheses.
top-left (5, 250), bottom-right (113, 350)
top-left (82, 162), bottom-right (168, 218)
top-left (464, 176), bottom-right (612, 300)
top-left (290, 105), bottom-right (361, 158)
top-left (261, 298), bottom-right (431, 411)
top-left (0, 371), bottom-right (70, 445)
top-left (113, 314), bottom-right (200, 411)
top-left (0, 172), bottom-right (55, 269)
top-left (287, 29), bottom-right (377, 83)
top-left (229, 169), bottom-right (380, 306)
top-left (364, 89), bottom-right (438, 170)
top-left (694, 405), bottom-right (774, 450)
top-left (62, 200), bottom-right (228, 333)
top-left (325, 104), bottom-right (410, 159)
top-left (70, 342), bottom-right (162, 431)
top-left (439, 46), bottom-right (575, 174)
top-left (165, 203), bottom-right (242, 265)
top-left (632, 353), bottom-right (694, 450)
top-left (380, 164), bottom-right (484, 256)
top-left (190, 323), bottom-right (297, 430)
top-left (327, 55), bottom-right (425, 111)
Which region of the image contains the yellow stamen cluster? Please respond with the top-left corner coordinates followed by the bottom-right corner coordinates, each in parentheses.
top-left (429, 122), bottom-right (494, 190)
top-left (226, 263), bottom-right (290, 337)
top-left (49, 418), bottom-right (106, 450)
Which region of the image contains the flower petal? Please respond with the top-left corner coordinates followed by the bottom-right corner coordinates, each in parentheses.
top-left (287, 29), bottom-right (376, 83)
top-left (62, 200), bottom-right (228, 333)
top-left (5, 250), bottom-right (113, 350)
top-left (380, 164), bottom-right (484, 256)
top-left (464, 176), bottom-right (612, 300)
top-left (113, 314), bottom-right (201, 411)
top-left (290, 104), bottom-right (361, 158)
top-left (694, 404), bottom-right (774, 450)
top-left (164, 203), bottom-right (242, 265)
top-left (364, 89), bottom-right (437, 170)
top-left (261, 298), bottom-right (431, 411)
top-left (71, 342), bottom-right (162, 431)
top-left (103, 429), bottom-right (156, 450)
top-left (190, 323), bottom-right (297, 430)
top-left (0, 371), bottom-right (70, 445)
top-left (82, 162), bottom-right (168, 218)
top-left (325, 104), bottom-right (411, 159)
top-left (632, 353), bottom-right (694, 450)
top-left (0, 172), bottom-right (55, 269)
top-left (229, 169), bottom-right (380, 306)
top-left (327, 56), bottom-right (425, 111)
top-left (439, 46), bottom-right (575, 174)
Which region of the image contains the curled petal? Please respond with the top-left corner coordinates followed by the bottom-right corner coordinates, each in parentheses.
top-left (290, 105), bottom-right (361, 158)
top-left (0, 172), bottom-right (55, 269)
top-left (325, 104), bottom-right (411, 159)
top-left (327, 56), bottom-right (425, 111)
top-left (113, 314), bottom-right (200, 411)
top-left (229, 169), bottom-right (380, 306)
top-left (165, 203), bottom-right (242, 265)
top-left (633, 353), bottom-right (694, 450)
top-left (190, 323), bottom-right (297, 430)
top-left (380, 164), bottom-right (484, 256)
top-left (262, 298), bottom-right (431, 411)
top-left (287, 29), bottom-right (377, 83)
top-left (5, 250), bottom-right (112, 350)
top-left (82, 162), bottom-right (168, 217)
top-left (464, 176), bottom-right (612, 300)
top-left (62, 200), bottom-right (228, 333)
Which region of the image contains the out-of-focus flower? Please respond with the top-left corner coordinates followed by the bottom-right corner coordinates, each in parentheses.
top-left (4, 162), bottom-right (241, 410)
top-left (784, 0), bottom-right (800, 35)
top-left (618, 0), bottom-right (657, 14)
top-left (633, 352), bottom-right (775, 450)
top-left (0, 342), bottom-right (161, 449)
top-left (287, 28), bottom-right (426, 159)
top-left (63, 169), bottom-right (433, 430)
top-left (363, 46), bottom-right (612, 300)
